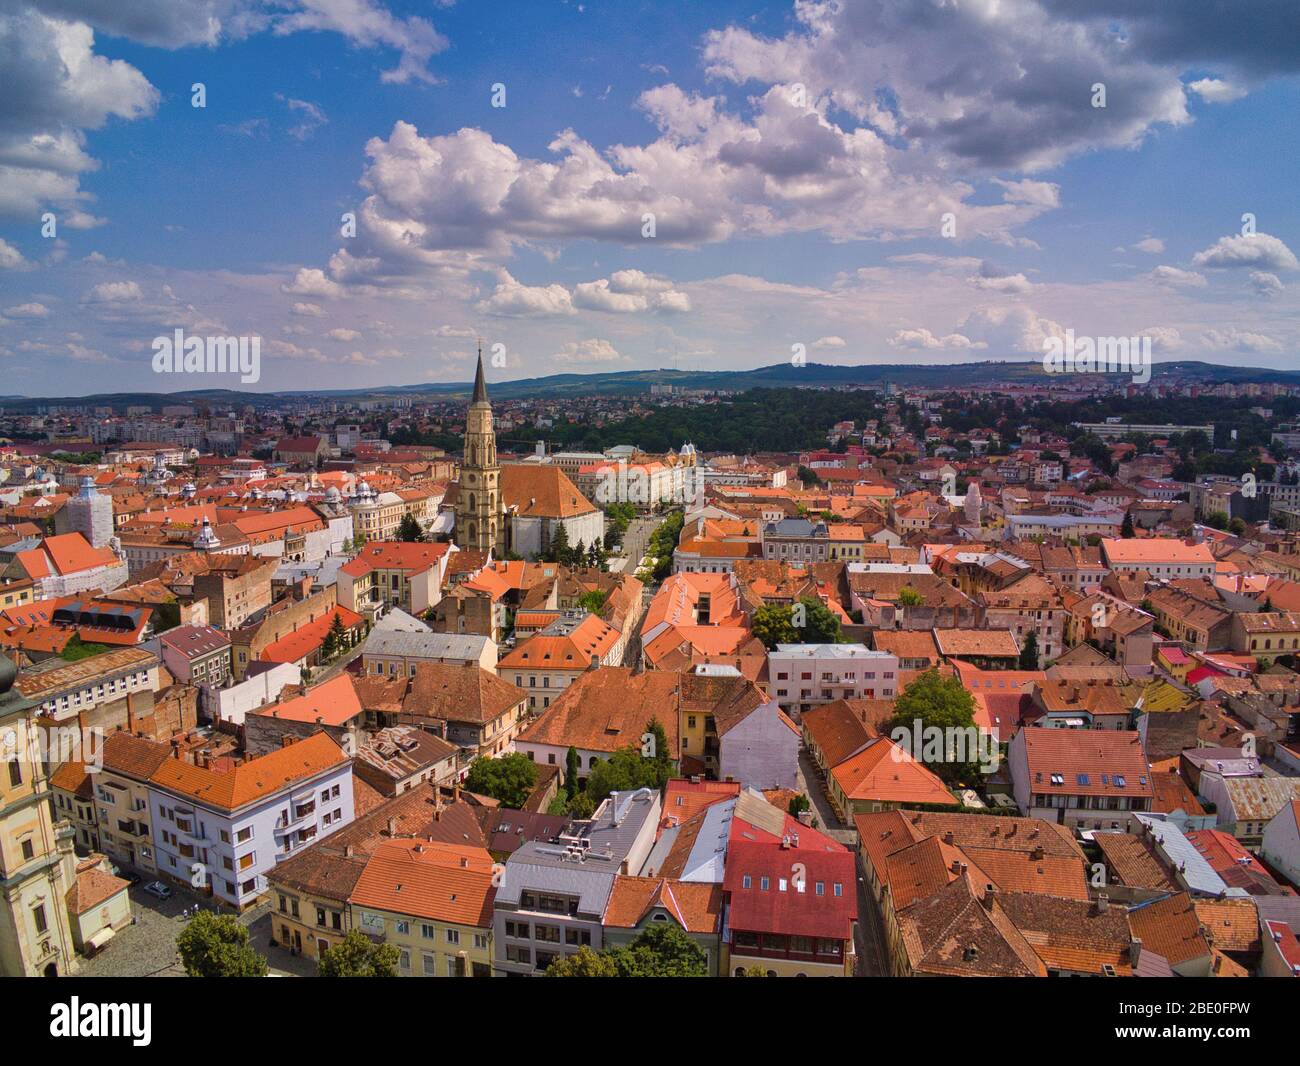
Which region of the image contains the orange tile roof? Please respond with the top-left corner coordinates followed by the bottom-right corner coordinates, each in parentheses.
top-left (253, 674), bottom-right (362, 727)
top-left (349, 839), bottom-right (496, 927)
top-left (149, 731), bottom-right (349, 812)
top-left (830, 738), bottom-right (958, 806)
top-left (341, 541), bottom-right (450, 577)
top-left (259, 605), bottom-right (364, 665)
top-left (497, 613), bottom-right (619, 671)
top-left (602, 876), bottom-right (723, 933)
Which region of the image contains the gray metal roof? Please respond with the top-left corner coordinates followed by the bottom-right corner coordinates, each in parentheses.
top-left (363, 628), bottom-right (491, 660)
top-left (1134, 814), bottom-right (1247, 898)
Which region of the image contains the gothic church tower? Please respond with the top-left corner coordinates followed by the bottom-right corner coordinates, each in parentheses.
top-left (455, 344), bottom-right (501, 554)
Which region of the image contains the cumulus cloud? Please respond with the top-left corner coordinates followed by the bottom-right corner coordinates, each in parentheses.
top-left (553, 338), bottom-right (626, 365)
top-left (326, 327), bottom-right (362, 341)
top-left (477, 271), bottom-right (574, 317)
top-left (2, 302), bottom-right (50, 319)
top-left (959, 306), bottom-right (1065, 354)
top-left (970, 261), bottom-right (1034, 293)
top-left (1250, 271), bottom-right (1283, 296)
top-left (0, 9), bottom-right (159, 220)
top-left (281, 268), bottom-right (344, 299)
top-left (888, 328), bottom-right (985, 351)
top-left (812, 335), bottom-right (845, 350)
top-left (1130, 236), bottom-right (1165, 254)
top-left (82, 280), bottom-right (143, 303)
top-left (1201, 328), bottom-right (1282, 352)
top-left (701, 0), bottom-right (1195, 172)
top-left (0, 239), bottom-right (30, 270)
top-left (1147, 265), bottom-right (1208, 288)
top-left (1192, 233), bottom-right (1299, 272)
top-left (1188, 78), bottom-right (1247, 103)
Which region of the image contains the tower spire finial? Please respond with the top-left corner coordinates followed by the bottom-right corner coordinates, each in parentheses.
top-left (472, 338), bottom-right (488, 405)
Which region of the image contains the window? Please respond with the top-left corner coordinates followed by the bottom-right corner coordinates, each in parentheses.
top-left (815, 881), bottom-right (825, 896)
top-left (423, 953), bottom-right (436, 976)
top-left (236, 826), bottom-right (252, 843)
top-left (422, 923), bottom-right (436, 940)
top-left (399, 950), bottom-right (411, 972)
top-left (238, 852), bottom-right (255, 871)
top-left (833, 883), bottom-right (843, 897)
top-left (7, 758), bottom-right (20, 788)
top-left (759, 876), bottom-right (770, 891)
top-left (21, 838), bottom-right (34, 861)
top-left (396, 920), bottom-right (411, 935)
top-left (445, 928), bottom-right (460, 945)
top-left (33, 904), bottom-right (47, 934)
top-left (316, 907), bottom-right (326, 926)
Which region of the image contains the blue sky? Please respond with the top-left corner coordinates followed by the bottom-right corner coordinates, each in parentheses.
top-left (1, 0), bottom-right (1298, 394)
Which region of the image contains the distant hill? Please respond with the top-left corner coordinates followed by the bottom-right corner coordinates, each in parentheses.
top-left (2, 359), bottom-right (1298, 411)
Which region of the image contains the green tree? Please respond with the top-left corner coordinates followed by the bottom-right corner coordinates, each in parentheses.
top-left (1228, 517), bottom-right (1247, 536)
top-left (797, 596), bottom-right (846, 644)
top-left (317, 929), bottom-right (400, 977)
top-left (787, 794), bottom-right (810, 816)
top-left (396, 512), bottom-right (424, 542)
top-left (1018, 630), bottom-right (1040, 671)
top-left (897, 586), bottom-right (924, 607)
top-left (1204, 511), bottom-right (1229, 531)
top-left (463, 752), bottom-right (538, 809)
top-left (548, 522), bottom-right (571, 565)
top-left (323, 613), bottom-right (345, 659)
top-left (735, 965), bottom-right (771, 977)
top-left (1120, 511), bottom-right (1135, 539)
top-left (752, 603), bottom-right (798, 649)
top-left (546, 946), bottom-right (618, 977)
top-left (176, 912), bottom-right (269, 977)
top-left (577, 589), bottom-right (607, 615)
top-left (882, 669), bottom-right (979, 784)
top-left (565, 745), bottom-right (581, 799)
top-left (609, 924), bottom-right (708, 977)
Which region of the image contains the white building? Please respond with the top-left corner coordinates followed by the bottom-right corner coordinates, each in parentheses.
top-left (767, 644), bottom-right (900, 713)
top-left (148, 732), bottom-right (354, 909)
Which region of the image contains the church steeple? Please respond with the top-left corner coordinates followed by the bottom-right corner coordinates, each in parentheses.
top-left (471, 341), bottom-right (489, 405)
top-left (456, 336), bottom-right (500, 555)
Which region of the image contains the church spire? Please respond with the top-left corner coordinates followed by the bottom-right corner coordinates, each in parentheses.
top-left (472, 339), bottom-right (488, 405)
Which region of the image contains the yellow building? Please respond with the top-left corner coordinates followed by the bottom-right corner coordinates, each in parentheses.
top-left (348, 839), bottom-right (495, 977)
top-left (0, 652), bottom-right (80, 976)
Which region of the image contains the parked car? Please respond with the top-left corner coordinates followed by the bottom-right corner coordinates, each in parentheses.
top-left (142, 881), bottom-right (172, 900)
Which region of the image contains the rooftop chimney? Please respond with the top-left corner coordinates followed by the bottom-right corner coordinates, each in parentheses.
top-left (982, 883), bottom-right (995, 910)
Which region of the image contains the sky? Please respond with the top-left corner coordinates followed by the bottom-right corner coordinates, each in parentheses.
top-left (1, 0), bottom-right (1298, 396)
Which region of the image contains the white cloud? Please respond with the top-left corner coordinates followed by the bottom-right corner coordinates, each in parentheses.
top-left (477, 272), bottom-right (575, 317)
top-left (1132, 237), bottom-right (1165, 254)
top-left (553, 338), bottom-right (626, 365)
top-left (2, 302), bottom-right (50, 319)
top-left (1250, 271), bottom-right (1283, 296)
top-left (888, 328), bottom-right (984, 351)
top-left (1201, 328), bottom-right (1282, 353)
top-left (1189, 78), bottom-right (1247, 104)
top-left (282, 268), bottom-right (344, 298)
top-left (291, 302), bottom-right (325, 317)
top-left (812, 335), bottom-right (845, 350)
top-left (0, 239), bottom-right (28, 270)
top-left (1147, 265), bottom-right (1208, 288)
top-left (326, 327), bottom-right (362, 341)
top-left (1192, 233), bottom-right (1299, 272)
top-left (82, 280), bottom-right (143, 303)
